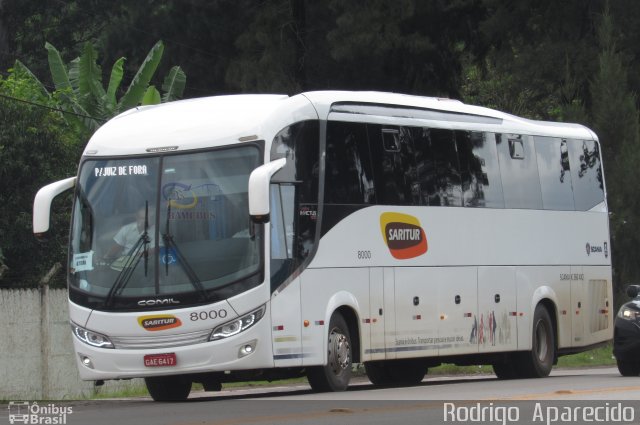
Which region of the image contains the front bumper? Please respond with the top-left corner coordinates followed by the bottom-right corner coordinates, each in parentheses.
top-left (72, 315), bottom-right (274, 380)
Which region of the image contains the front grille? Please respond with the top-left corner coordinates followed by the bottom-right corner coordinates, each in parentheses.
top-left (110, 329), bottom-right (212, 349)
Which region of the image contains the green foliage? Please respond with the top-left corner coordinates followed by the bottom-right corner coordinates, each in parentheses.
top-left (589, 10), bottom-right (640, 305)
top-left (22, 40), bottom-right (186, 133)
top-left (0, 68), bottom-right (82, 288)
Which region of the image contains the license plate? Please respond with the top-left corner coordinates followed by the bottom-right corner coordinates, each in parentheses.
top-left (144, 353), bottom-right (177, 367)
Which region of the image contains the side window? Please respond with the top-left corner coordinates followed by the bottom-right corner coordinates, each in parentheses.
top-left (567, 139), bottom-right (604, 211)
top-left (457, 131), bottom-right (504, 208)
top-left (496, 134), bottom-right (543, 209)
top-left (535, 137), bottom-right (575, 211)
top-left (414, 128), bottom-right (462, 206)
top-left (325, 122), bottom-right (375, 204)
top-left (370, 125), bottom-right (418, 205)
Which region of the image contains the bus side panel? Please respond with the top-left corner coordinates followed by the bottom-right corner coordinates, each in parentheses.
top-left (437, 267), bottom-right (478, 356)
top-left (368, 268), bottom-right (385, 361)
top-left (516, 266), bottom-right (573, 351)
top-left (393, 267), bottom-right (439, 359)
top-left (300, 268), bottom-right (369, 366)
top-left (570, 266), bottom-right (585, 346)
top-left (271, 278), bottom-right (303, 367)
top-left (477, 266), bottom-right (517, 353)
top-left (583, 265), bottom-right (613, 346)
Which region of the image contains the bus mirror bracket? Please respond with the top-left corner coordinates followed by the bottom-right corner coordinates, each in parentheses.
top-left (248, 158), bottom-right (286, 224)
top-left (33, 176), bottom-right (77, 240)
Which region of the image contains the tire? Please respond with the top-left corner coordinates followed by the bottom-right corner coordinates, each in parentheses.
top-left (365, 359), bottom-right (427, 386)
top-left (145, 375), bottom-right (192, 402)
top-left (307, 313), bottom-right (352, 392)
top-left (517, 305), bottom-right (555, 378)
top-left (492, 359), bottom-right (518, 380)
top-left (616, 358), bottom-right (640, 377)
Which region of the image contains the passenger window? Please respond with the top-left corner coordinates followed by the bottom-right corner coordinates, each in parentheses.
top-left (325, 122), bottom-right (376, 204)
top-left (496, 134), bottom-right (543, 209)
top-left (370, 125), bottom-right (418, 205)
top-left (535, 137), bottom-right (575, 211)
top-left (567, 139), bottom-right (604, 211)
top-left (413, 128), bottom-right (462, 206)
top-left (457, 131), bottom-right (504, 208)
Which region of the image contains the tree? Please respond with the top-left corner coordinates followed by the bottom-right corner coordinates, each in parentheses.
top-left (0, 67), bottom-right (82, 288)
top-left (19, 40), bottom-right (186, 132)
top-left (589, 9), bottom-right (640, 304)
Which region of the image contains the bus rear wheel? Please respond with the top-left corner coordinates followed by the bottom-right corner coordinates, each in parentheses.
top-left (365, 359), bottom-right (427, 386)
top-left (307, 313), bottom-right (352, 392)
top-left (145, 375), bottom-right (192, 401)
top-left (616, 358), bottom-right (640, 377)
top-left (492, 359), bottom-right (518, 380)
top-left (517, 304), bottom-right (555, 378)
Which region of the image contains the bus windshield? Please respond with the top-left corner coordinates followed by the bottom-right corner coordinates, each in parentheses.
top-left (69, 145), bottom-right (263, 310)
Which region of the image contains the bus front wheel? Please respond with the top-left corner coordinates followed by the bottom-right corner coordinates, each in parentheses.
top-left (307, 312), bottom-right (352, 392)
top-left (145, 375), bottom-right (192, 402)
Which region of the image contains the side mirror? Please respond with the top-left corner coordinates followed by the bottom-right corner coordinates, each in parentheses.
top-left (626, 285), bottom-right (640, 299)
top-left (248, 158), bottom-right (286, 223)
top-left (33, 177), bottom-right (77, 239)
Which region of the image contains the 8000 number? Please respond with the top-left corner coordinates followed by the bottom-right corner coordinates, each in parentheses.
top-left (190, 309), bottom-right (228, 321)
top-left (357, 250), bottom-right (372, 260)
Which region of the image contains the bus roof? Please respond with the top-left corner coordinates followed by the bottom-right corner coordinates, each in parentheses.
top-left (83, 91), bottom-right (597, 157)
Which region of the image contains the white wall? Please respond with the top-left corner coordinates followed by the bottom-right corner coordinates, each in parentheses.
top-left (0, 288), bottom-right (142, 400)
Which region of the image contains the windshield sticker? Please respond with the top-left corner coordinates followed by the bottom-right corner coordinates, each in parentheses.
top-left (162, 182), bottom-right (222, 209)
top-left (94, 165), bottom-right (148, 177)
top-left (138, 315), bottom-right (182, 331)
top-left (380, 212), bottom-right (428, 260)
top-left (160, 247), bottom-right (178, 266)
top-left (72, 252), bottom-right (94, 272)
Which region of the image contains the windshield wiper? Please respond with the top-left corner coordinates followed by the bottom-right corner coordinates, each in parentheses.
top-left (104, 202), bottom-right (151, 308)
top-left (162, 203), bottom-right (208, 302)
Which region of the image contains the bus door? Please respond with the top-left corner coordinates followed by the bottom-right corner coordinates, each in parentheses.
top-left (477, 267), bottom-right (518, 353)
top-left (368, 268), bottom-right (395, 360)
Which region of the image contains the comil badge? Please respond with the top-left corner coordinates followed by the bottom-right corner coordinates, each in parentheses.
top-left (380, 212), bottom-right (428, 259)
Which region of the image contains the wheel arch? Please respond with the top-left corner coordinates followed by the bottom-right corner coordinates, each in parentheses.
top-left (326, 291), bottom-right (362, 364)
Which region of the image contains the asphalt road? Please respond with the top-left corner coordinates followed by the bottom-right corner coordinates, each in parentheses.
top-left (4, 367), bottom-right (640, 425)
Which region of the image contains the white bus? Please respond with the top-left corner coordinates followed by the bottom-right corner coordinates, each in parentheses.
top-left (33, 91), bottom-right (613, 401)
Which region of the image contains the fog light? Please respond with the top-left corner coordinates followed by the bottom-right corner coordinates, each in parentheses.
top-left (238, 340), bottom-right (257, 358)
top-left (80, 354), bottom-right (94, 369)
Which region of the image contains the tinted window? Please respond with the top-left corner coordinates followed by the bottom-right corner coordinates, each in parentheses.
top-left (535, 137), bottom-right (575, 210)
top-left (457, 131), bottom-right (504, 208)
top-left (567, 139), bottom-right (604, 211)
top-left (325, 122), bottom-right (375, 204)
top-left (270, 121), bottom-right (320, 290)
top-left (412, 128), bottom-right (462, 206)
top-left (370, 125), bottom-right (418, 205)
top-left (496, 134), bottom-right (543, 209)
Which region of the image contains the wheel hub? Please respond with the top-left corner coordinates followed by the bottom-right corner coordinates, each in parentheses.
top-left (329, 331), bottom-right (350, 372)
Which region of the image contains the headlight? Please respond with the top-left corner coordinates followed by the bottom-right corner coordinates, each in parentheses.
top-left (618, 307), bottom-right (640, 321)
top-left (210, 305), bottom-right (265, 341)
top-left (71, 322), bottom-right (114, 349)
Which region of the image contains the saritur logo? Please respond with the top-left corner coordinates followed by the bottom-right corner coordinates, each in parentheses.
top-left (380, 212), bottom-right (428, 259)
top-left (138, 315), bottom-right (182, 331)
